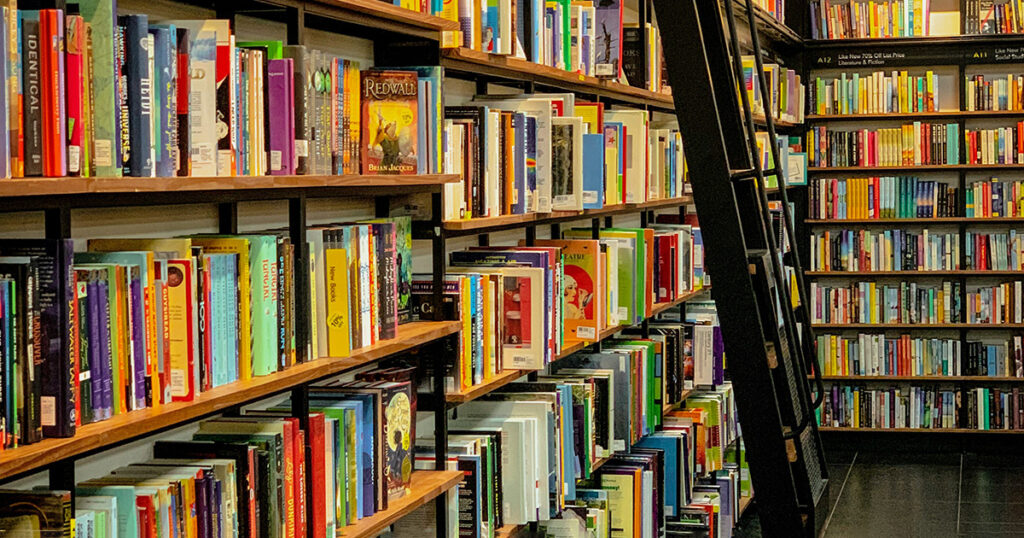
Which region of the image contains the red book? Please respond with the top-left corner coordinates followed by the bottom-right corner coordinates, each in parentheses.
top-left (655, 234), bottom-right (671, 303)
top-left (307, 413), bottom-right (327, 538)
top-left (40, 9), bottom-right (66, 177)
top-left (65, 15), bottom-right (83, 176)
top-left (289, 419), bottom-right (308, 538)
top-left (281, 419), bottom-right (296, 538)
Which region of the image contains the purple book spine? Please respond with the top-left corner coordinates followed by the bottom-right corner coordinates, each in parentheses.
top-left (713, 325), bottom-right (725, 385)
top-left (90, 279), bottom-right (112, 420)
top-left (130, 275), bottom-right (146, 409)
top-left (268, 58), bottom-right (295, 175)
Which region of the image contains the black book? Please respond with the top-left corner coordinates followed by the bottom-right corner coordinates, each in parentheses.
top-left (21, 15), bottom-right (42, 177)
top-left (0, 256), bottom-right (41, 445)
top-left (0, 239), bottom-right (75, 438)
top-left (175, 28), bottom-right (191, 177)
top-left (368, 222), bottom-right (397, 341)
top-left (282, 45), bottom-right (310, 175)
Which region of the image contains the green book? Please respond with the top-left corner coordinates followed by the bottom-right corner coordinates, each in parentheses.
top-left (76, 487), bottom-right (137, 538)
top-left (239, 236), bottom-right (279, 376)
top-left (236, 40), bottom-right (283, 59)
top-left (72, 0), bottom-right (121, 176)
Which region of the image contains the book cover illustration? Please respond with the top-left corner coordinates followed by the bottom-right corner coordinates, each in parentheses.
top-left (594, 0), bottom-right (621, 78)
top-left (360, 70), bottom-right (418, 175)
top-left (551, 116), bottom-right (583, 210)
top-left (382, 382), bottom-right (414, 499)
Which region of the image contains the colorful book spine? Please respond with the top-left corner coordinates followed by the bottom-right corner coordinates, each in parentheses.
top-left (267, 58), bottom-right (295, 176)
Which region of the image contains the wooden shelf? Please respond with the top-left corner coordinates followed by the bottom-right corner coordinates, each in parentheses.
top-left (816, 375), bottom-right (1024, 382)
top-left (445, 287), bottom-right (710, 405)
top-left (495, 524), bottom-right (528, 538)
top-left (807, 270), bottom-right (1024, 277)
top-left (304, 0), bottom-right (458, 39)
top-left (0, 173), bottom-right (461, 210)
top-left (752, 113), bottom-right (801, 130)
top-left (819, 426), bottom-right (1024, 433)
top-left (446, 369), bottom-right (528, 404)
top-left (808, 164), bottom-right (1024, 173)
top-left (730, 0), bottom-right (800, 47)
top-left (0, 320), bottom-right (460, 481)
top-left (663, 389), bottom-right (696, 413)
top-left (442, 196), bottom-right (693, 236)
top-left (738, 496), bottom-right (754, 517)
top-left (812, 323), bottom-right (1024, 330)
top-left (441, 47), bottom-right (675, 111)
top-left (807, 110), bottom-right (1024, 122)
top-left (806, 33), bottom-right (1024, 50)
top-left (805, 217), bottom-right (1024, 225)
top-left (336, 470), bottom-right (463, 538)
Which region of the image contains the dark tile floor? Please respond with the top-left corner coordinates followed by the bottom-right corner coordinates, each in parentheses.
top-left (735, 449), bottom-right (1024, 537)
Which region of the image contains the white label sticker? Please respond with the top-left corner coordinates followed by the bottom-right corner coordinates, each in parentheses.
top-left (295, 139), bottom-right (309, 158)
top-left (68, 145), bottom-right (81, 173)
top-left (94, 140), bottom-right (113, 167)
top-left (576, 326), bottom-right (596, 340)
top-left (582, 191), bottom-right (598, 203)
top-left (271, 150), bottom-right (282, 171)
top-left (41, 396), bottom-right (55, 427)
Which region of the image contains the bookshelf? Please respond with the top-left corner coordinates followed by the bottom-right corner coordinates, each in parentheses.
top-left (0, 0), bottom-right (761, 533)
top-left (803, 26), bottom-right (1024, 436)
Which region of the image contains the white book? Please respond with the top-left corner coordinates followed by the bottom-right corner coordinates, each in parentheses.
top-left (605, 110), bottom-right (648, 203)
top-left (472, 97), bottom-right (554, 212)
top-left (446, 416), bottom-right (531, 524)
top-left (550, 116), bottom-right (584, 211)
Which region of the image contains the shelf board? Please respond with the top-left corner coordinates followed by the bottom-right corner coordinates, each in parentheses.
top-left (812, 323), bottom-right (1024, 330)
top-left (495, 524), bottom-right (527, 538)
top-left (815, 375), bottom-right (1024, 382)
top-left (806, 110), bottom-right (1024, 122)
top-left (446, 369), bottom-right (529, 404)
top-left (806, 34), bottom-right (1024, 49)
top-left (304, 0), bottom-right (458, 39)
top-left (730, 0), bottom-right (801, 47)
top-left (808, 164), bottom-right (1024, 173)
top-left (805, 217), bottom-right (1024, 225)
top-left (0, 320), bottom-right (459, 481)
top-left (440, 47), bottom-right (675, 111)
top-left (337, 470), bottom-right (463, 538)
top-left (738, 496), bottom-right (754, 517)
top-left (663, 389), bottom-right (696, 413)
top-left (819, 426), bottom-right (1024, 433)
top-left (806, 270), bottom-right (1024, 277)
top-left (752, 113), bottom-right (802, 130)
top-left (442, 196), bottom-right (693, 236)
top-left (0, 173), bottom-right (461, 210)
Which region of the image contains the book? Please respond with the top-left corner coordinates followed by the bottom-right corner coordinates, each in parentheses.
top-left (360, 70), bottom-right (418, 175)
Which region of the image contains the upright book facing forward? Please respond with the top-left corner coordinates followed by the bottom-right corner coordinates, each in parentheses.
top-left (360, 70), bottom-right (418, 175)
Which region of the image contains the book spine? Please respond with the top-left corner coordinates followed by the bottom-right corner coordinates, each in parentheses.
top-left (41, 10), bottom-right (65, 177)
top-left (21, 13), bottom-right (42, 177)
top-left (150, 27), bottom-right (175, 177)
top-left (120, 15), bottom-right (153, 177)
top-left (174, 28), bottom-right (190, 176)
top-left (66, 15), bottom-right (84, 177)
top-left (267, 58), bottom-right (293, 175)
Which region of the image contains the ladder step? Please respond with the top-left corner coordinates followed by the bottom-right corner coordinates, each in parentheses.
top-left (731, 167), bottom-right (779, 182)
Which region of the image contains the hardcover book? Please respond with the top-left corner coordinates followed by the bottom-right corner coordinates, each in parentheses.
top-left (360, 70), bottom-right (418, 175)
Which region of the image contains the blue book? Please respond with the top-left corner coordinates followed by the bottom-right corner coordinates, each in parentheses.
top-left (119, 14), bottom-right (154, 177)
top-left (582, 133), bottom-right (605, 209)
top-left (149, 25), bottom-right (176, 177)
top-left (636, 434), bottom-right (682, 517)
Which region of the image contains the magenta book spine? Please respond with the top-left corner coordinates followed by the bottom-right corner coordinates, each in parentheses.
top-left (268, 58), bottom-right (295, 175)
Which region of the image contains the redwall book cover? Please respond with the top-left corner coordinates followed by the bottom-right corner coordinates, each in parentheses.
top-left (360, 70), bottom-right (418, 175)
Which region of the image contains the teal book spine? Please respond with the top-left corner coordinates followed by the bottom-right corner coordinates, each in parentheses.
top-left (244, 236), bottom-right (278, 376)
top-left (75, 0), bottom-right (121, 176)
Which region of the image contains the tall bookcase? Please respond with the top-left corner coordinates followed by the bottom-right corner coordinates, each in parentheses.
top-left (804, 35), bottom-right (1024, 435)
top-left (0, 0), bottom-right (807, 536)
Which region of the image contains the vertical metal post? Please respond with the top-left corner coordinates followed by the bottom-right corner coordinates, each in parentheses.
top-left (49, 460), bottom-right (75, 505)
top-left (591, 218), bottom-right (600, 240)
top-left (432, 192), bottom-right (447, 321)
top-left (45, 207), bottom-right (71, 239)
top-left (218, 202), bottom-right (238, 234)
top-left (286, 5), bottom-right (306, 46)
top-left (478, 234), bottom-right (490, 247)
top-left (433, 337), bottom-right (451, 535)
top-left (525, 225), bottom-right (536, 246)
top-left (550, 223), bottom-right (561, 239)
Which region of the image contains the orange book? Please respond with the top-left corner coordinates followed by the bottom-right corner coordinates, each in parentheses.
top-left (668, 407), bottom-right (708, 473)
top-left (40, 9), bottom-right (66, 177)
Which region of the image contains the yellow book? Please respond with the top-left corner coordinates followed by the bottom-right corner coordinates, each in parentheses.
top-left (324, 248), bottom-right (352, 358)
top-left (166, 259), bottom-right (198, 401)
top-left (853, 390), bottom-right (860, 426)
top-left (926, 70), bottom-right (934, 110)
top-left (191, 237), bottom-right (253, 381)
top-left (442, 0), bottom-right (459, 22)
top-left (869, 281), bottom-right (877, 324)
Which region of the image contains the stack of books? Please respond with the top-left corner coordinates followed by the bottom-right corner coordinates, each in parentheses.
top-left (817, 333), bottom-right (963, 376)
top-left (967, 178), bottom-right (1024, 217)
top-left (965, 230), bottom-right (1024, 270)
top-left (809, 177), bottom-right (960, 219)
top-left (819, 385), bottom-right (958, 429)
top-left (0, 218), bottom-right (412, 448)
top-left (810, 71), bottom-right (940, 115)
top-left (0, 4), bottom-right (455, 178)
top-left (442, 97), bottom-right (686, 221)
top-left (965, 73), bottom-right (1024, 111)
top-left (0, 365), bottom-right (416, 537)
top-left (409, 301), bottom-right (740, 536)
top-left (810, 228), bottom-right (961, 272)
top-left (807, 123), bottom-right (961, 167)
top-left (965, 0), bottom-right (1024, 34)
top-left (741, 56), bottom-right (806, 124)
top-left (810, 280), bottom-right (963, 324)
top-left (964, 124), bottom-right (1024, 165)
top-left (965, 281), bottom-right (1024, 323)
top-left (810, 0), bottom-right (932, 39)
top-left (418, 221), bottom-right (708, 392)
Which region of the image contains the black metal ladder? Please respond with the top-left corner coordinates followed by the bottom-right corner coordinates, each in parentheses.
top-left (651, 0), bottom-right (829, 535)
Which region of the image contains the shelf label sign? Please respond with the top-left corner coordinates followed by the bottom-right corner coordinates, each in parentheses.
top-left (810, 48), bottom-right (957, 68)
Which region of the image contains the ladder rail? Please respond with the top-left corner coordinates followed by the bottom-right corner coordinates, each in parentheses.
top-left (737, 0), bottom-right (827, 411)
top-left (719, 0), bottom-right (816, 437)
